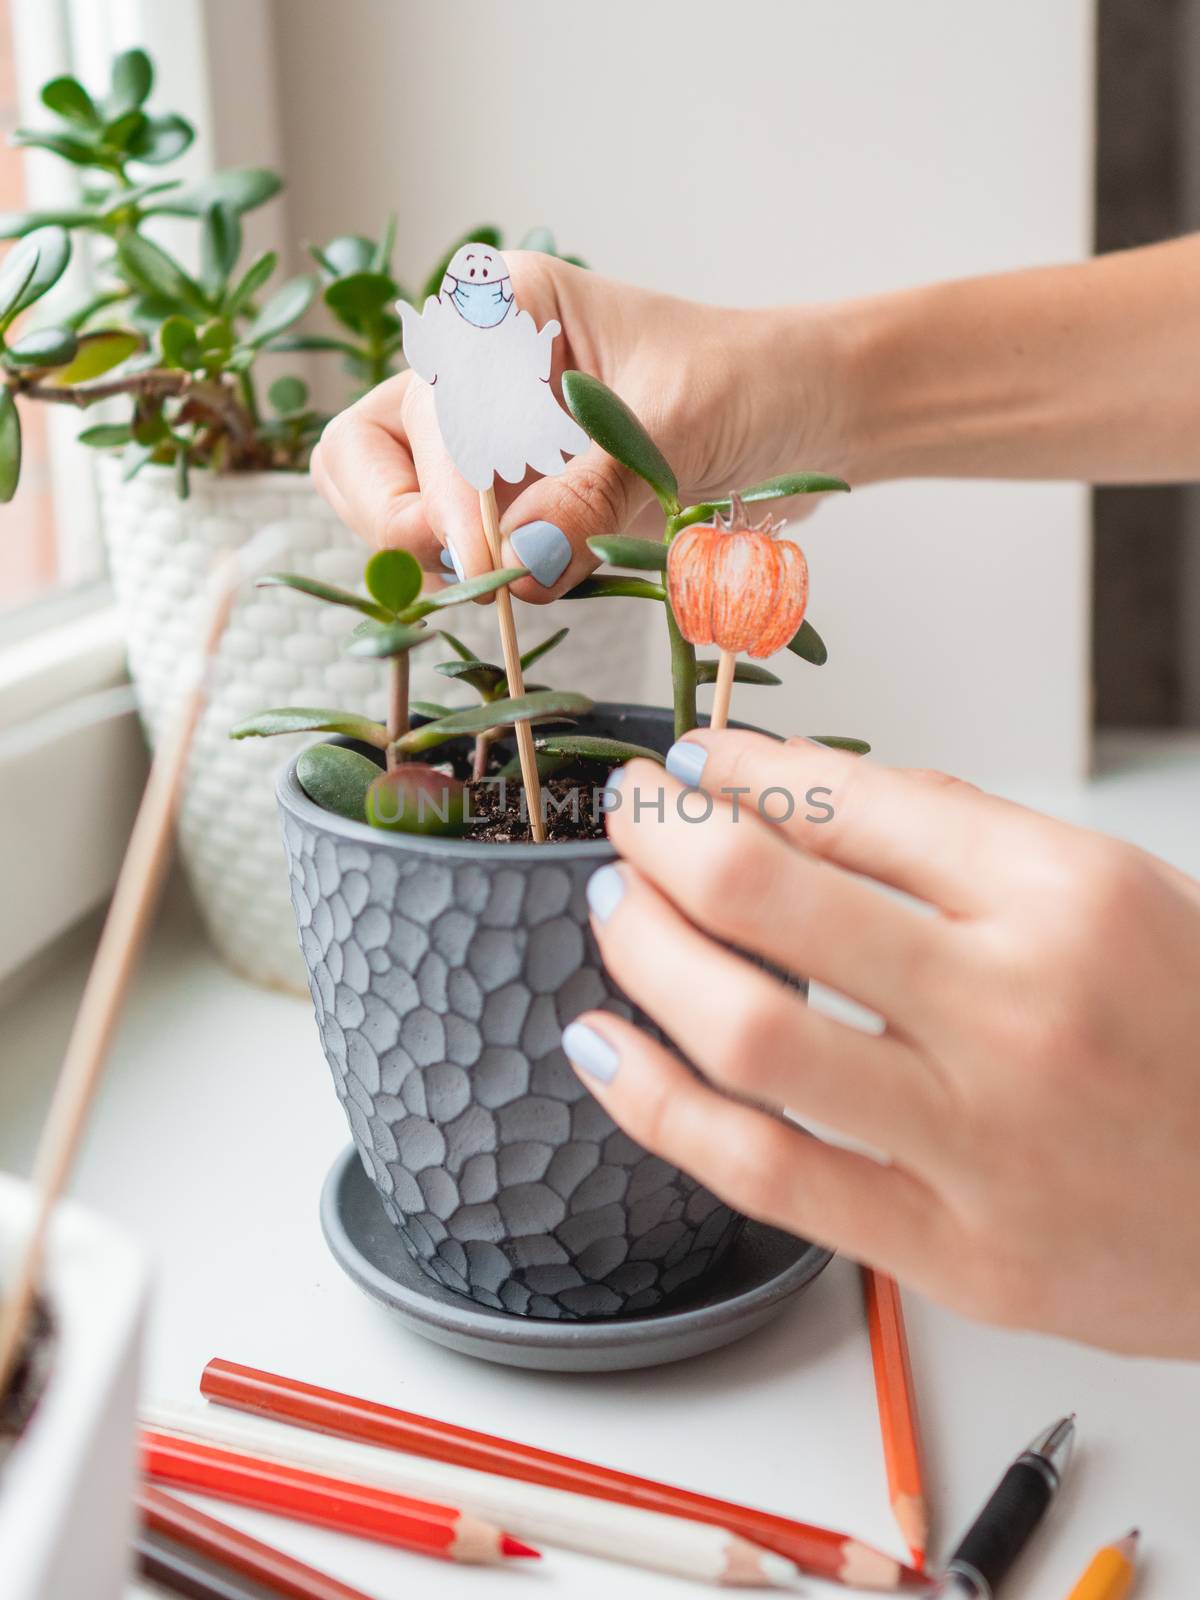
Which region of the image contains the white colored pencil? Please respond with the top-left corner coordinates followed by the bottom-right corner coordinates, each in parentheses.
top-left (142, 1401), bottom-right (803, 1589)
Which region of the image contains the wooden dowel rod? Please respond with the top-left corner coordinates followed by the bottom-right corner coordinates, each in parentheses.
top-left (710, 649), bottom-right (737, 732)
top-left (478, 488), bottom-right (546, 842)
top-left (0, 555), bottom-right (244, 1398)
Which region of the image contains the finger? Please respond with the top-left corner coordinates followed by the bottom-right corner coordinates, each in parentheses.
top-left (606, 761), bottom-right (960, 1031)
top-left (497, 445), bottom-right (651, 603)
top-left (584, 860), bottom-right (950, 1161)
top-left (400, 378), bottom-right (494, 589)
top-left (561, 1010), bottom-right (945, 1274)
top-left (311, 375), bottom-right (450, 569)
top-left (664, 729), bottom-right (1030, 914)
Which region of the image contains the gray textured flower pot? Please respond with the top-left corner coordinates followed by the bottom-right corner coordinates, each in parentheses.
top-left (277, 704), bottom-right (747, 1321)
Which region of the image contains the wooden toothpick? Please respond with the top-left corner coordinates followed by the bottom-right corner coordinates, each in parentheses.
top-left (478, 488), bottom-right (546, 842)
top-left (709, 649), bottom-right (737, 732)
top-left (0, 552), bottom-right (246, 1399)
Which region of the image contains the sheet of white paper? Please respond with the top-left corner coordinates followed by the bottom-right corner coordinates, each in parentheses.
top-left (396, 242), bottom-right (589, 492)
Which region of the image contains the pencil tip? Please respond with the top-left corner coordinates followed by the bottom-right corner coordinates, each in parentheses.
top-left (501, 1534), bottom-right (541, 1559)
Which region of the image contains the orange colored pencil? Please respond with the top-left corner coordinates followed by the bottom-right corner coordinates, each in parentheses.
top-left (1065, 1529), bottom-right (1140, 1600)
top-left (140, 1429), bottom-right (539, 1566)
top-left (862, 1269), bottom-right (928, 1569)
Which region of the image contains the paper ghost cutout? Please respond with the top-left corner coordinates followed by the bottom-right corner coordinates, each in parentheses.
top-left (396, 243), bottom-right (589, 492)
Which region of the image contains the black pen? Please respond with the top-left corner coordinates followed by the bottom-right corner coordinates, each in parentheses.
top-left (935, 1415), bottom-right (1076, 1598)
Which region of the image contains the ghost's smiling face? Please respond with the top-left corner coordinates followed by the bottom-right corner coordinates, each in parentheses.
top-left (442, 243), bottom-right (513, 328)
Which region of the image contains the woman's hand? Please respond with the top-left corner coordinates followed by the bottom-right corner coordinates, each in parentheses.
top-left (310, 254), bottom-right (842, 604)
top-left (563, 730), bottom-right (1200, 1357)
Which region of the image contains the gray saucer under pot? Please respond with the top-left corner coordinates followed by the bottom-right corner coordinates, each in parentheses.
top-left (278, 704), bottom-right (796, 1327)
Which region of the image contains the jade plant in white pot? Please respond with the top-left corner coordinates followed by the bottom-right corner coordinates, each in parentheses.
top-left (0, 44), bottom-right (601, 991)
top-left (231, 377), bottom-right (866, 1321)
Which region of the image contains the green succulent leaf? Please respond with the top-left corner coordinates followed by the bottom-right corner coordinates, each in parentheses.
top-left (41, 75), bottom-right (99, 127)
top-left (395, 690), bottom-right (593, 755)
top-left (786, 619), bottom-right (829, 666)
top-left (687, 474), bottom-right (851, 525)
top-left (561, 574), bottom-right (666, 602)
top-left (518, 225), bottom-right (556, 254)
top-left (421, 225), bottom-right (502, 302)
top-left (296, 743), bottom-right (379, 822)
top-left (403, 566), bottom-right (527, 618)
top-left (0, 227), bottom-right (71, 327)
top-left (152, 167), bottom-right (283, 218)
top-left (255, 571), bottom-right (388, 618)
top-left (320, 235), bottom-right (376, 277)
top-left (586, 534), bottom-right (667, 571)
top-left (410, 701), bottom-right (453, 720)
top-left (435, 659), bottom-right (507, 697)
top-left (116, 234), bottom-right (207, 317)
top-left (0, 388), bottom-right (21, 503)
top-left (230, 708), bottom-right (389, 747)
top-left (436, 631), bottom-right (476, 662)
top-left (244, 274), bottom-right (318, 346)
top-left (223, 250), bottom-right (277, 319)
top-left (519, 627), bottom-right (569, 670)
top-left (324, 271), bottom-right (396, 332)
top-left (10, 129), bottom-right (100, 166)
top-left (267, 374), bottom-right (309, 416)
top-left (103, 110), bottom-right (148, 152)
top-left (364, 548), bottom-right (423, 614)
top-left (49, 328), bottom-right (140, 384)
top-left (373, 215), bottom-right (397, 275)
top-left (810, 735), bottom-right (871, 755)
top-left (695, 659), bottom-right (782, 687)
top-left (96, 178), bottom-right (181, 217)
top-left (108, 48), bottom-right (153, 116)
top-left (200, 201), bottom-right (242, 295)
top-left (4, 325), bottom-right (77, 369)
top-left (532, 734), bottom-right (665, 767)
top-left (77, 421), bottom-right (133, 449)
top-left (346, 619), bottom-right (434, 659)
top-left (127, 112), bottom-right (195, 165)
top-left (159, 314), bottom-right (200, 370)
top-left (562, 371), bottom-right (679, 514)
top-left (0, 207), bottom-right (94, 239)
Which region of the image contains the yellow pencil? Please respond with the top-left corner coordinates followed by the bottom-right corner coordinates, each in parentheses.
top-left (1065, 1529), bottom-right (1140, 1600)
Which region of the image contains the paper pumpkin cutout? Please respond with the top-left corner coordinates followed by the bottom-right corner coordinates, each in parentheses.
top-left (396, 244), bottom-right (589, 491)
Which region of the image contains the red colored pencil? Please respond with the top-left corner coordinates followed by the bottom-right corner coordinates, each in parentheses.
top-left (140, 1430), bottom-right (539, 1566)
top-left (200, 1359), bottom-right (921, 1590)
top-left (862, 1269), bottom-right (929, 1569)
top-left (138, 1484), bottom-right (382, 1600)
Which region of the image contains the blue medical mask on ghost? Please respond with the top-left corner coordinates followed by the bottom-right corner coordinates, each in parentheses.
top-left (446, 275), bottom-right (512, 328)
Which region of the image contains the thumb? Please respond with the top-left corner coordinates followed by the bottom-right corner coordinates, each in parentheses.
top-left (498, 445), bottom-right (652, 604)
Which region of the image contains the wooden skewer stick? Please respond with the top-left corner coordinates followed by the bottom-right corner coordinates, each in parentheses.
top-left (709, 648), bottom-right (737, 732)
top-left (0, 552), bottom-right (247, 1399)
top-left (478, 487), bottom-right (546, 842)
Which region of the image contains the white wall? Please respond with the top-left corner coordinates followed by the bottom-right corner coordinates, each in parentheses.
top-left (268, 0), bottom-right (1095, 782)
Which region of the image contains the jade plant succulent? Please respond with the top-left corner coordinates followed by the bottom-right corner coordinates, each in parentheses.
top-left (0, 46), bottom-right (581, 502)
top-left (230, 548), bottom-right (609, 835)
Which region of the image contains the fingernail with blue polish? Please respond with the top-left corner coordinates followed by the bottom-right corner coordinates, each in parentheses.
top-left (510, 521), bottom-right (572, 588)
top-left (665, 739), bottom-right (707, 788)
top-left (439, 546), bottom-right (455, 571)
top-left (445, 540), bottom-right (466, 582)
top-left (562, 1020), bottom-right (620, 1083)
top-left (586, 863), bottom-right (626, 924)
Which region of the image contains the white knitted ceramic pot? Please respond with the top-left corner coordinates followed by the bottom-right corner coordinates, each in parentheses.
top-left (99, 462), bottom-right (656, 993)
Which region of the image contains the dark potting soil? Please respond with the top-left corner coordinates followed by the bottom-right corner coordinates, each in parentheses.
top-left (466, 776), bottom-right (608, 843)
top-left (0, 1300), bottom-right (54, 1472)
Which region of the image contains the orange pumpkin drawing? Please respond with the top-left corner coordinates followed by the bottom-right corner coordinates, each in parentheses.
top-left (667, 494), bottom-right (809, 659)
